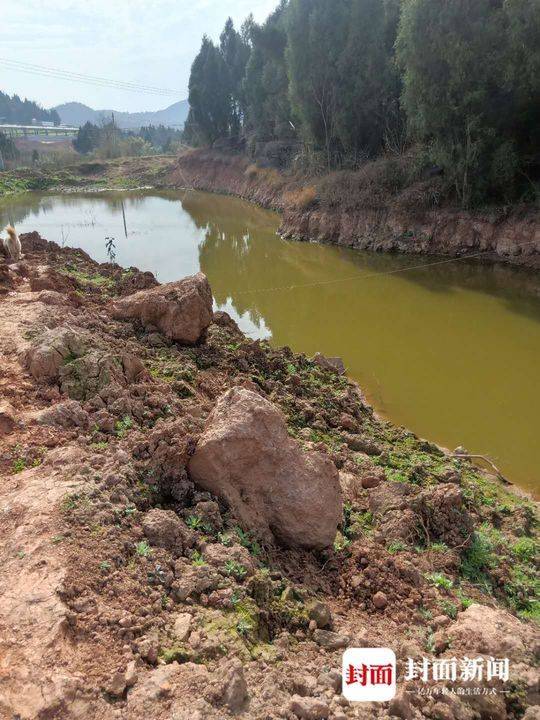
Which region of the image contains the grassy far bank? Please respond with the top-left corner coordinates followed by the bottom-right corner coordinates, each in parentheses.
top-left (0, 155), bottom-right (177, 197)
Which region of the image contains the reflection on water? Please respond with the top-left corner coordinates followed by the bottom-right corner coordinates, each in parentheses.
top-left (2, 190), bottom-right (539, 494)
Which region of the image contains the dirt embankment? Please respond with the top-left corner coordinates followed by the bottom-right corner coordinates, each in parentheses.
top-left (0, 233), bottom-right (538, 719)
top-left (167, 149), bottom-right (540, 270)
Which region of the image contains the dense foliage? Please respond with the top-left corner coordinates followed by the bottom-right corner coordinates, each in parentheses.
top-left (73, 122), bottom-right (182, 157)
top-left (0, 91), bottom-right (60, 126)
top-left (186, 0), bottom-right (540, 206)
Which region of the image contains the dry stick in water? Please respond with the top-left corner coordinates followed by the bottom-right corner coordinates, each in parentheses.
top-left (121, 200), bottom-right (128, 238)
top-left (451, 453), bottom-right (511, 485)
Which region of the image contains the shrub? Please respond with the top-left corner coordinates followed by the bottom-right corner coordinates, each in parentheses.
top-left (317, 157), bottom-right (410, 212)
top-left (284, 186), bottom-right (318, 210)
top-left (244, 163), bottom-right (259, 180)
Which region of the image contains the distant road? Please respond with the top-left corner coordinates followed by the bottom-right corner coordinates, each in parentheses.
top-left (0, 124), bottom-right (78, 138)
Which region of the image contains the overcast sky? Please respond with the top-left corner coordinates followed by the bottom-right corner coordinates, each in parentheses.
top-left (2, 0), bottom-right (277, 112)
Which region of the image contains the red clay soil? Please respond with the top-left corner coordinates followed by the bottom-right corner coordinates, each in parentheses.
top-left (0, 232), bottom-right (538, 719)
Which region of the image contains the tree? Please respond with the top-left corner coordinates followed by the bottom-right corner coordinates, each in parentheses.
top-left (244, 1), bottom-right (294, 141)
top-left (287, 0), bottom-right (350, 168)
top-left (220, 18), bottom-right (251, 135)
top-left (0, 91), bottom-right (60, 125)
top-left (396, 0), bottom-right (534, 205)
top-left (0, 132), bottom-right (19, 162)
top-left (188, 36), bottom-right (232, 145)
top-left (73, 122), bottom-right (101, 154)
top-left (335, 0), bottom-right (403, 162)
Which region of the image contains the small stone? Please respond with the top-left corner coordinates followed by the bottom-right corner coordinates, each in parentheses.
top-left (142, 508), bottom-right (185, 551)
top-left (339, 413), bottom-right (358, 432)
top-left (432, 614), bottom-right (451, 628)
top-left (125, 660), bottom-right (137, 688)
top-left (389, 690), bottom-right (413, 720)
top-left (289, 694), bottom-right (330, 720)
top-left (107, 671), bottom-right (126, 697)
top-left (433, 631), bottom-right (449, 653)
top-left (308, 601), bottom-right (332, 629)
top-left (309, 619), bottom-right (317, 632)
top-left (312, 629), bottom-right (349, 650)
top-left (222, 660), bottom-right (248, 713)
top-left (173, 612), bottom-right (192, 642)
top-left (0, 401), bottom-right (17, 436)
top-left (311, 353), bottom-right (345, 375)
top-left (361, 469), bottom-right (384, 489)
top-left (317, 669), bottom-right (342, 693)
top-left (373, 591), bottom-right (388, 609)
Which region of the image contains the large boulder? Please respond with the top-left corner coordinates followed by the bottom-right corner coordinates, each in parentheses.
top-left (188, 388), bottom-right (342, 550)
top-left (111, 272), bottom-right (213, 344)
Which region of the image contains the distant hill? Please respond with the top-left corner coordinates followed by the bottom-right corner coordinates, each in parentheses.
top-left (0, 91), bottom-right (60, 125)
top-left (53, 100), bottom-right (189, 129)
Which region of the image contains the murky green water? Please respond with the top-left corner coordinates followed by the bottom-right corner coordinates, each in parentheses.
top-left (2, 190), bottom-right (539, 494)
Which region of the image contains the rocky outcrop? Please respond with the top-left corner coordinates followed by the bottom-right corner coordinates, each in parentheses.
top-left (111, 272), bottom-right (213, 344)
top-left (188, 387), bottom-right (342, 550)
top-left (281, 205), bottom-right (540, 269)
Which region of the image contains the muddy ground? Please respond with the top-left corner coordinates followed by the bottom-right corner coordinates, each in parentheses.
top-left (0, 231), bottom-right (538, 720)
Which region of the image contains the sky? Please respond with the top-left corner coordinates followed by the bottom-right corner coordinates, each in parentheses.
top-left (2, 0), bottom-right (277, 112)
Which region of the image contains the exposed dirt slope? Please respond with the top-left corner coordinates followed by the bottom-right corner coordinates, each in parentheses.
top-left (168, 149), bottom-right (540, 270)
top-left (0, 234), bottom-right (538, 720)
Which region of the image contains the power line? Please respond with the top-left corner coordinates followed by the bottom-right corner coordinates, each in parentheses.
top-left (233, 238), bottom-right (540, 296)
top-left (0, 58), bottom-right (184, 97)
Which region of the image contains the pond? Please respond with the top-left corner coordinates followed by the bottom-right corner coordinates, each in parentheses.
top-left (2, 189), bottom-right (539, 495)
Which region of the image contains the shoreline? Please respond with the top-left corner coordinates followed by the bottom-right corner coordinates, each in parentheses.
top-left (2, 151), bottom-right (540, 271)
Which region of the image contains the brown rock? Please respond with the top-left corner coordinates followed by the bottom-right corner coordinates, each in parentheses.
top-left (19, 231), bottom-right (49, 252)
top-left (389, 690), bottom-right (413, 720)
top-left (188, 388), bottom-right (342, 550)
top-left (448, 604), bottom-right (536, 663)
top-left (36, 400), bottom-right (89, 428)
top-left (204, 542), bottom-right (255, 576)
top-left (23, 327), bottom-right (88, 381)
top-left (125, 660), bottom-right (138, 688)
top-left (339, 412), bottom-right (358, 432)
top-left (361, 468), bottom-right (385, 489)
top-left (312, 629), bottom-right (349, 650)
top-left (221, 660), bottom-right (248, 713)
top-left (111, 273), bottom-right (213, 344)
top-left (289, 695), bottom-right (330, 720)
top-left (373, 591), bottom-right (388, 609)
top-left (0, 401), bottom-right (16, 436)
top-left (142, 509), bottom-right (185, 551)
top-left (308, 601), bottom-right (332, 629)
top-left (107, 671), bottom-right (127, 697)
top-left (311, 353), bottom-right (345, 375)
top-left (173, 613), bottom-right (192, 642)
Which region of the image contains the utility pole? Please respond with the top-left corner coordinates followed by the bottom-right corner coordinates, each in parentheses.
top-left (0, 150), bottom-right (4, 171)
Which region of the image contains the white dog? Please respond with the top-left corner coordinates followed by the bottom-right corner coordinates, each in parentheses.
top-left (2, 225), bottom-right (22, 262)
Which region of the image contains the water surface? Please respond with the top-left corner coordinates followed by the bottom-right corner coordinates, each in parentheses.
top-left (2, 190), bottom-right (539, 494)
